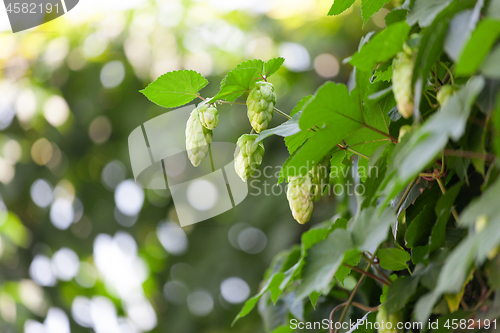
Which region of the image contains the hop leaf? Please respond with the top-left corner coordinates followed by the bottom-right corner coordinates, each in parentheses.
top-left (286, 176), bottom-right (314, 224)
top-left (246, 81), bottom-right (277, 133)
top-left (199, 104), bottom-right (219, 130)
top-left (234, 134), bottom-right (265, 182)
top-left (186, 108), bottom-right (213, 167)
top-left (392, 51), bottom-right (415, 119)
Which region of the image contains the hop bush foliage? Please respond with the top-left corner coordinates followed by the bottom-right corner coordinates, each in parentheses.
top-left (142, 0), bottom-right (500, 330)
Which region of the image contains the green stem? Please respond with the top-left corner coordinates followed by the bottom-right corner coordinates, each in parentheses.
top-left (395, 177), bottom-right (416, 213)
top-left (440, 62), bottom-right (455, 86)
top-left (406, 266), bottom-right (413, 276)
top-left (343, 264), bottom-right (390, 286)
top-left (273, 107), bottom-right (292, 120)
top-left (347, 147), bottom-right (369, 160)
top-left (334, 246), bottom-right (380, 333)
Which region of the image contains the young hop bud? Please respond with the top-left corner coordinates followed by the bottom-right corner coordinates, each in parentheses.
top-left (392, 51), bottom-right (415, 119)
top-left (309, 155), bottom-right (331, 199)
top-left (286, 176), bottom-right (314, 224)
top-left (376, 305), bottom-right (403, 333)
top-left (234, 134), bottom-right (265, 182)
top-left (398, 124), bottom-right (412, 142)
top-left (186, 108), bottom-right (213, 167)
top-left (436, 84), bottom-right (457, 107)
top-left (198, 104), bottom-right (219, 130)
top-left (246, 81), bottom-right (277, 133)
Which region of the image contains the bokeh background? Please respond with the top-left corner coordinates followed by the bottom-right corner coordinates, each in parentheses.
top-left (0, 0), bottom-right (387, 332)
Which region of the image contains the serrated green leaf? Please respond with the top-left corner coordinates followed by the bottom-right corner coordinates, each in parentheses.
top-left (350, 207), bottom-right (396, 252)
top-left (328, 0), bottom-right (356, 15)
top-left (283, 80), bottom-right (393, 179)
top-left (349, 21), bottom-right (410, 72)
top-left (309, 291), bottom-right (321, 309)
top-left (378, 248), bottom-right (411, 271)
top-left (384, 275), bottom-right (419, 314)
top-left (430, 182), bottom-right (462, 252)
top-left (361, 0), bottom-right (391, 25)
top-left (296, 228), bottom-right (354, 301)
top-left (213, 68), bottom-right (258, 102)
top-left (373, 67), bottom-right (393, 83)
top-left (406, 0), bottom-right (453, 27)
top-left (335, 249), bottom-right (362, 286)
top-left (406, 204), bottom-right (436, 248)
top-left (264, 57), bottom-right (285, 77)
top-left (385, 9), bottom-right (408, 25)
top-left (140, 70), bottom-right (208, 108)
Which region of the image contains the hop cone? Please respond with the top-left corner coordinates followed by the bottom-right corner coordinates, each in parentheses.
top-left (186, 108), bottom-right (212, 167)
top-left (392, 51), bottom-right (415, 119)
top-left (309, 155), bottom-right (331, 199)
top-left (234, 134), bottom-right (265, 182)
top-left (286, 176), bottom-right (314, 224)
top-left (246, 81), bottom-right (277, 133)
top-left (436, 84), bottom-right (456, 107)
top-left (199, 104), bottom-right (219, 130)
top-left (375, 305), bottom-right (403, 333)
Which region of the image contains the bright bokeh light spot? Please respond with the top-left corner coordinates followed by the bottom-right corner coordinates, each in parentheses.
top-left (220, 277), bottom-right (250, 304)
top-left (83, 33), bottom-right (108, 59)
top-left (279, 42), bottom-right (311, 72)
top-left (126, 300), bottom-right (157, 331)
top-left (44, 37), bottom-right (70, 68)
top-left (3, 139), bottom-right (22, 164)
top-left (44, 308), bottom-right (70, 333)
top-left (31, 138), bottom-right (53, 166)
top-left (30, 255), bottom-right (56, 287)
top-left (93, 233), bottom-right (148, 300)
top-left (163, 280), bottom-right (189, 305)
top-left (158, 1), bottom-right (184, 27)
top-left (100, 61), bottom-right (126, 88)
top-left (187, 290), bottom-right (214, 317)
top-left (115, 180), bottom-right (144, 216)
top-left (237, 227), bottom-right (267, 254)
top-left (52, 248), bottom-right (80, 281)
top-left (19, 280), bottom-right (46, 316)
top-left (157, 221), bottom-right (188, 255)
top-left (90, 296), bottom-right (121, 333)
top-left (0, 292), bottom-right (16, 323)
top-left (24, 320), bottom-right (45, 333)
top-left (0, 157), bottom-right (14, 184)
top-left (15, 88), bottom-right (37, 123)
top-left (89, 115), bottom-right (112, 144)
top-left (43, 96), bottom-right (70, 127)
top-left (314, 53), bottom-right (340, 78)
top-left (31, 179), bottom-right (53, 208)
top-left (187, 179), bottom-right (218, 211)
top-left (101, 160), bottom-right (126, 190)
top-left (50, 198), bottom-right (75, 230)
top-left (72, 296), bottom-right (92, 328)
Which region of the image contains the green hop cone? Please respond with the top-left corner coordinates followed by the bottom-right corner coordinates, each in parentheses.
top-left (234, 134), bottom-right (265, 182)
top-left (246, 81), bottom-right (277, 133)
top-left (198, 104), bottom-right (219, 130)
top-left (309, 155), bottom-right (331, 199)
top-left (286, 176), bottom-right (314, 224)
top-left (186, 108), bottom-right (213, 167)
top-left (392, 51), bottom-right (415, 119)
top-left (436, 84), bottom-right (457, 107)
top-left (376, 305), bottom-right (403, 333)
